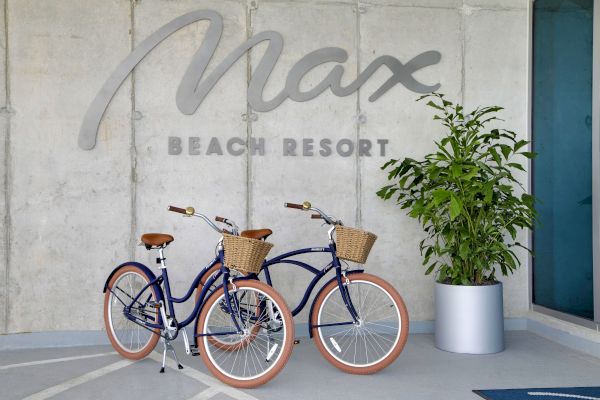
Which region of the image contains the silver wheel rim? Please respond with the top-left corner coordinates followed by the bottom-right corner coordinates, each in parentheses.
top-left (317, 279), bottom-right (401, 368)
top-left (202, 286), bottom-right (287, 381)
top-left (107, 271), bottom-right (156, 353)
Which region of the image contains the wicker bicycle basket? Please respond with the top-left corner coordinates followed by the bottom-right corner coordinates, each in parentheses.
top-left (335, 225), bottom-right (378, 264)
top-left (223, 234), bottom-right (274, 274)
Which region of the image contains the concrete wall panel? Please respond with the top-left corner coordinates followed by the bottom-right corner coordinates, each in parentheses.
top-left (0, 0), bottom-right (6, 333)
top-left (133, 0), bottom-right (248, 318)
top-left (249, 1), bottom-right (358, 319)
top-left (463, 6), bottom-right (530, 317)
top-left (7, 0), bottom-right (132, 332)
top-left (359, 4), bottom-right (463, 321)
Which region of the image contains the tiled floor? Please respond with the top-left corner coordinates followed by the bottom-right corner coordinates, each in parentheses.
top-left (2, 331), bottom-right (600, 400)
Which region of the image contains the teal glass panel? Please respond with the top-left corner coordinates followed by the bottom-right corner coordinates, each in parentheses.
top-left (533, 0), bottom-right (594, 319)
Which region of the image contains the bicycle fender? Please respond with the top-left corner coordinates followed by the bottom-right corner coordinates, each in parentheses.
top-left (102, 261), bottom-right (164, 303)
top-left (307, 269), bottom-right (364, 338)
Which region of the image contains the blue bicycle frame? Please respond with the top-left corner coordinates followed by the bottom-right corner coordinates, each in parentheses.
top-left (106, 248), bottom-right (255, 340)
top-left (260, 240), bottom-right (364, 336)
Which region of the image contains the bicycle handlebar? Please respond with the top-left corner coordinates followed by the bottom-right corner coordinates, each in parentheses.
top-left (168, 205), bottom-right (238, 235)
top-left (283, 201), bottom-right (340, 226)
top-left (214, 216), bottom-right (239, 232)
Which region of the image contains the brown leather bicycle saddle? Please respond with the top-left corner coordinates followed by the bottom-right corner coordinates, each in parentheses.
top-left (240, 229), bottom-right (272, 241)
top-left (141, 233), bottom-right (174, 247)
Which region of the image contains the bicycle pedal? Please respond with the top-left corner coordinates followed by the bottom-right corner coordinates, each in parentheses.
top-left (294, 339), bottom-right (301, 345)
top-left (189, 345), bottom-right (200, 356)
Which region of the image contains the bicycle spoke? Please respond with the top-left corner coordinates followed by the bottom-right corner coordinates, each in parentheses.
top-left (317, 279), bottom-right (401, 368)
top-left (108, 271), bottom-right (156, 353)
top-left (201, 286), bottom-right (288, 381)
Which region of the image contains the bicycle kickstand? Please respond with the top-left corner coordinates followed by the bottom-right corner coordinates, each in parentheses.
top-left (160, 337), bottom-right (184, 373)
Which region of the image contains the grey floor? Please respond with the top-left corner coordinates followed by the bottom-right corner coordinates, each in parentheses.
top-left (1, 331), bottom-right (600, 400)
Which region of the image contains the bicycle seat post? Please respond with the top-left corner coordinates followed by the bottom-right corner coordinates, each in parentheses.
top-left (157, 246), bottom-right (167, 269)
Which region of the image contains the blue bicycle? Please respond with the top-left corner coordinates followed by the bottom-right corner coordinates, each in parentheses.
top-left (203, 201), bottom-right (409, 374)
top-left (102, 206), bottom-right (294, 388)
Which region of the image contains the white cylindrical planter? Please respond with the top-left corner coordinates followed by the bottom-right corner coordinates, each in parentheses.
top-left (435, 282), bottom-right (504, 354)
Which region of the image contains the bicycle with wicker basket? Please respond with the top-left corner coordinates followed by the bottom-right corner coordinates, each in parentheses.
top-left (203, 201), bottom-right (409, 374)
top-left (101, 205), bottom-right (294, 388)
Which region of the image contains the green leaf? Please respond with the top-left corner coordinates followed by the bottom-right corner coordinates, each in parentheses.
top-left (489, 147), bottom-right (502, 165)
top-left (432, 189), bottom-right (451, 205)
top-left (521, 193), bottom-right (535, 208)
top-left (438, 268), bottom-right (447, 282)
top-left (462, 166), bottom-right (479, 181)
top-left (507, 162), bottom-right (525, 172)
top-left (380, 159), bottom-right (398, 170)
top-left (425, 262), bottom-right (437, 275)
top-left (423, 246), bottom-right (434, 263)
top-left (507, 224), bottom-right (517, 240)
top-left (499, 144), bottom-right (512, 159)
top-left (450, 163), bottom-right (463, 178)
top-left (513, 140), bottom-right (528, 152)
top-left (426, 100), bottom-right (444, 111)
top-left (449, 195), bottom-right (462, 220)
top-left (376, 185), bottom-right (392, 198)
top-left (519, 151), bottom-right (537, 159)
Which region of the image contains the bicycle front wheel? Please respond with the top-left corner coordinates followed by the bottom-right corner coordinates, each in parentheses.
top-left (103, 265), bottom-right (161, 360)
top-left (196, 280), bottom-right (294, 388)
top-left (310, 272), bottom-right (409, 374)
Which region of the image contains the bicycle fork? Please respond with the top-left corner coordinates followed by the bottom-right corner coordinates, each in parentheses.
top-left (336, 270), bottom-right (360, 323)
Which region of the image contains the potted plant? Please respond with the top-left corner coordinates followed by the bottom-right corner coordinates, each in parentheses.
top-left (377, 93), bottom-right (536, 354)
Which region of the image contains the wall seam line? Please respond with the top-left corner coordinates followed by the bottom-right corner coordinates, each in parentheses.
top-left (460, 1), bottom-right (466, 105)
top-left (3, 0), bottom-right (10, 334)
top-left (355, 0), bottom-right (362, 228)
top-left (245, 0), bottom-right (253, 229)
top-left (129, 0), bottom-right (137, 259)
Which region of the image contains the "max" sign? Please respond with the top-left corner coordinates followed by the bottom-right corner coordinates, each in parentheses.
top-left (78, 10), bottom-right (441, 151)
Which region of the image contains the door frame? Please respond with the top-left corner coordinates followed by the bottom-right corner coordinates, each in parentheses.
top-left (528, 0), bottom-right (600, 328)
top-left (592, 0), bottom-right (600, 323)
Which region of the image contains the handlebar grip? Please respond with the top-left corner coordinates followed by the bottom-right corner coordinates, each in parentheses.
top-left (215, 216), bottom-right (235, 227)
top-left (168, 206), bottom-right (187, 214)
top-left (284, 202), bottom-right (304, 209)
top-left (311, 214), bottom-right (322, 219)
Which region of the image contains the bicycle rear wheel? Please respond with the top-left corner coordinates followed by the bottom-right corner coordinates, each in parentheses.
top-left (310, 272), bottom-right (409, 374)
top-left (103, 265), bottom-right (161, 359)
top-left (196, 280), bottom-right (294, 388)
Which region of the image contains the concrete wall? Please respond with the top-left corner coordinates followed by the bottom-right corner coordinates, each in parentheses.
top-left (0, 0), bottom-right (530, 334)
